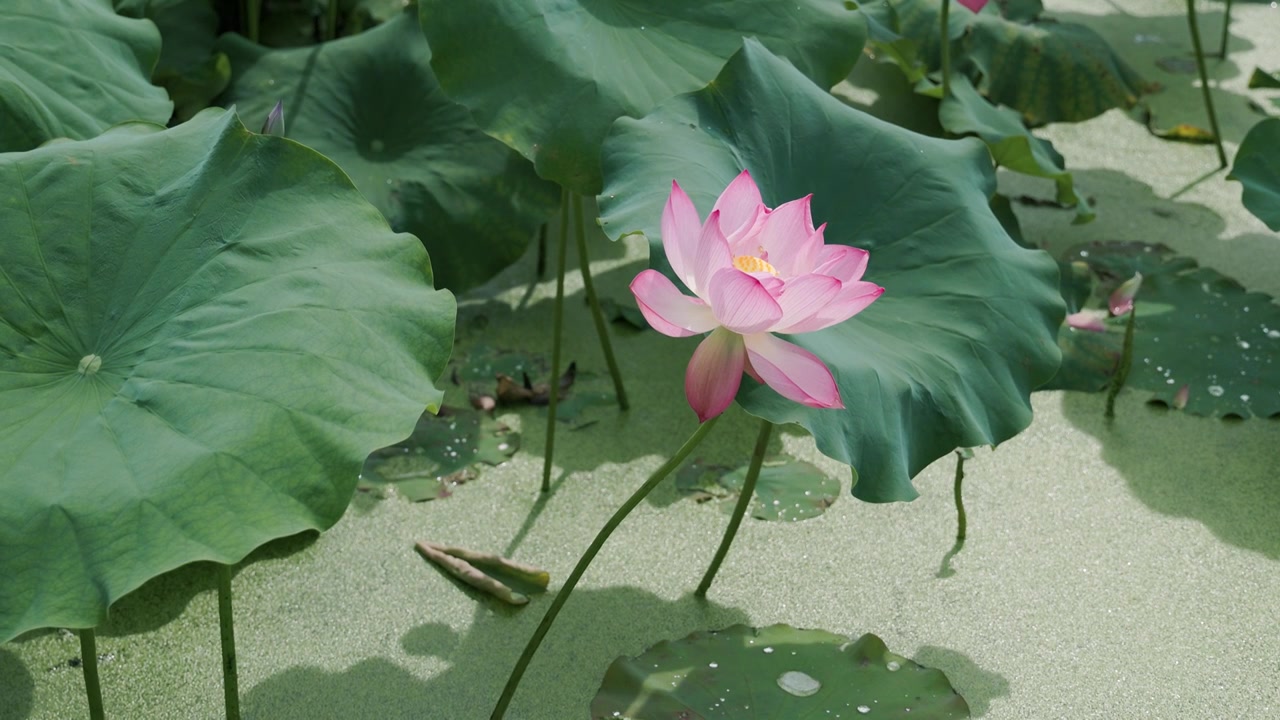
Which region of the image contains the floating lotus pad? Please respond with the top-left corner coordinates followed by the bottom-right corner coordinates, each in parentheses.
top-left (0, 0), bottom-right (173, 151)
top-left (1048, 243), bottom-right (1280, 419)
top-left (592, 624), bottom-right (970, 719)
top-left (599, 41), bottom-right (1063, 502)
top-left (419, 0), bottom-right (867, 193)
top-left (361, 407), bottom-right (520, 501)
top-left (676, 457), bottom-right (840, 522)
top-left (217, 10), bottom-right (559, 292)
top-left (0, 109), bottom-right (455, 642)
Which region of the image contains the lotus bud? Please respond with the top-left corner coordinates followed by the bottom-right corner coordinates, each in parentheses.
top-left (1109, 272), bottom-right (1142, 317)
top-left (261, 101), bottom-right (285, 136)
top-left (1065, 309), bottom-right (1107, 333)
top-left (1172, 384), bottom-right (1189, 410)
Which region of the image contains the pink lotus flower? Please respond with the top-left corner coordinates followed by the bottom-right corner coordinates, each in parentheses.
top-left (630, 170), bottom-right (884, 422)
top-left (956, 0), bottom-right (989, 12)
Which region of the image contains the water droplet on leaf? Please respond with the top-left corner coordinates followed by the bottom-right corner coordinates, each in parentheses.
top-left (776, 670), bottom-right (821, 697)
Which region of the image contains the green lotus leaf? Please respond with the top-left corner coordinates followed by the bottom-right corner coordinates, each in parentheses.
top-left (0, 0), bottom-right (173, 151)
top-left (1048, 242), bottom-right (1280, 418)
top-left (1228, 118), bottom-right (1280, 231)
top-left (113, 0), bottom-right (230, 122)
top-left (598, 41), bottom-right (1063, 503)
top-left (591, 624), bottom-right (970, 719)
top-left (962, 8), bottom-right (1152, 124)
top-left (0, 108), bottom-right (456, 642)
top-left (418, 0), bottom-right (867, 194)
top-left (862, 0), bottom-right (1151, 124)
top-left (940, 74), bottom-right (1093, 223)
top-left (217, 11), bottom-right (559, 292)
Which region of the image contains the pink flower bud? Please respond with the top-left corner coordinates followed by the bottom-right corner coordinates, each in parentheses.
top-left (1109, 273), bottom-right (1142, 317)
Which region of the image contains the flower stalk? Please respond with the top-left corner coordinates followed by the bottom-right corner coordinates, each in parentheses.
top-left (696, 419), bottom-right (773, 597)
top-left (1104, 305), bottom-right (1137, 419)
top-left (492, 416), bottom-right (722, 718)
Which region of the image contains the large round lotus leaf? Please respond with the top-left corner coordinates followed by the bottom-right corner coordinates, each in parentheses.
top-left (0, 108), bottom-right (456, 643)
top-left (862, 0), bottom-right (1150, 124)
top-left (0, 0), bottom-right (173, 151)
top-left (113, 0), bottom-right (230, 122)
top-left (418, 0), bottom-right (867, 194)
top-left (1047, 242), bottom-right (1280, 419)
top-left (591, 624), bottom-right (970, 719)
top-left (598, 41), bottom-right (1063, 503)
top-left (1228, 118), bottom-right (1280, 231)
top-left (217, 11), bottom-right (559, 292)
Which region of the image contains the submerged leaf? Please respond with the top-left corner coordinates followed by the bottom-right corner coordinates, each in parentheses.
top-left (592, 624), bottom-right (970, 719)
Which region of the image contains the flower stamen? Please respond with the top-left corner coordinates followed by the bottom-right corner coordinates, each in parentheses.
top-left (733, 254), bottom-right (778, 276)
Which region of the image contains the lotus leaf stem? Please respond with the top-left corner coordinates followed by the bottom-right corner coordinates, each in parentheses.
top-left (492, 416), bottom-right (722, 718)
top-left (1217, 0), bottom-right (1232, 58)
top-left (325, 0), bottom-right (339, 40)
top-left (572, 194), bottom-right (629, 412)
top-left (218, 564), bottom-right (241, 720)
top-left (245, 0), bottom-right (261, 43)
top-left (696, 419), bottom-right (772, 597)
top-left (954, 451), bottom-right (968, 541)
top-left (541, 189), bottom-right (570, 493)
top-left (940, 0), bottom-right (953, 98)
top-left (535, 222), bottom-right (548, 278)
top-left (79, 629), bottom-right (104, 720)
top-left (1185, 0), bottom-right (1228, 168)
top-left (1105, 305), bottom-right (1137, 418)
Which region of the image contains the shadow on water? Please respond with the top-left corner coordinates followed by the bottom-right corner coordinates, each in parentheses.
top-left (914, 645), bottom-right (1011, 718)
top-left (0, 648), bottom-right (34, 720)
top-left (95, 530), bottom-right (318, 638)
top-left (1061, 392), bottom-right (1280, 560)
top-left (243, 586), bottom-right (751, 719)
